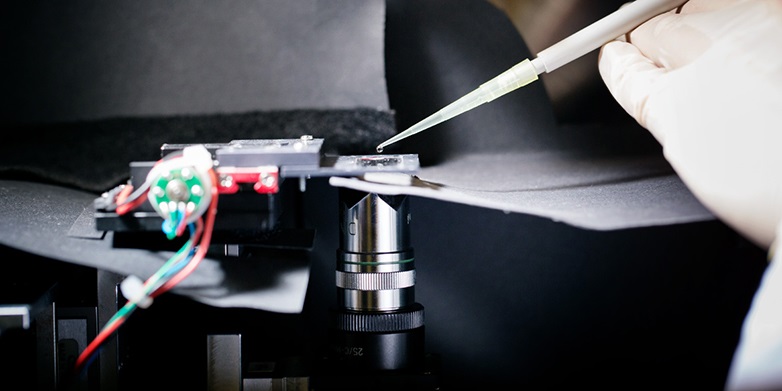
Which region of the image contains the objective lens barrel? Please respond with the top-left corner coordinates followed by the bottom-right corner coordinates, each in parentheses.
top-left (337, 190), bottom-right (415, 312)
top-left (329, 189), bottom-right (425, 374)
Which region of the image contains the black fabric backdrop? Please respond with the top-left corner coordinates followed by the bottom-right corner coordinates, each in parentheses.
top-left (0, 1), bottom-right (770, 389)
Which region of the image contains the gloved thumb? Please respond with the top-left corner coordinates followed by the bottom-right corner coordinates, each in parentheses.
top-left (597, 1), bottom-right (782, 249)
top-left (597, 40), bottom-right (673, 145)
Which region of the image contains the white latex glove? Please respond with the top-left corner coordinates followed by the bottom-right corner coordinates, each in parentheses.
top-left (598, 0), bottom-right (782, 250)
top-left (727, 225), bottom-right (782, 391)
top-left (599, 1), bottom-right (782, 390)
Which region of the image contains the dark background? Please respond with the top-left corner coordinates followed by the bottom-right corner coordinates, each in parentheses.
top-left (0, 1), bottom-right (769, 390)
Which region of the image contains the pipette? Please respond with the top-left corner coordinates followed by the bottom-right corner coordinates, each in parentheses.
top-left (376, 0), bottom-right (687, 153)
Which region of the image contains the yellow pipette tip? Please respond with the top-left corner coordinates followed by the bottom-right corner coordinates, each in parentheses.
top-left (375, 58), bottom-right (539, 153)
top-left (376, 129), bottom-right (416, 153)
top-left (375, 113), bottom-right (445, 153)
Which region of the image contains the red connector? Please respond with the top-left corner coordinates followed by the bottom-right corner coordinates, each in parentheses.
top-left (216, 166), bottom-right (280, 194)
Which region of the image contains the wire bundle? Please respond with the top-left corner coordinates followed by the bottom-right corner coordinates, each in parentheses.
top-left (72, 167), bottom-right (219, 376)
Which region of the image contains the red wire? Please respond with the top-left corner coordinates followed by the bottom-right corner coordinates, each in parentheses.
top-left (115, 155), bottom-right (170, 216)
top-left (148, 216), bottom-right (204, 294)
top-left (73, 184), bottom-right (141, 373)
top-left (175, 208), bottom-right (190, 237)
top-left (116, 195), bottom-right (148, 215)
top-left (74, 312), bottom-right (127, 371)
top-left (152, 169), bottom-right (219, 297)
top-left (115, 184), bottom-right (133, 205)
top-left (114, 183), bottom-right (149, 216)
top-left (74, 168), bottom-right (218, 374)
top-left (74, 215), bottom-right (207, 373)
top-left (185, 218), bottom-right (205, 257)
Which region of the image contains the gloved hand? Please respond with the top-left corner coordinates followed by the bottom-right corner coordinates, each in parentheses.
top-left (598, 0), bottom-right (782, 250)
top-left (599, 2), bottom-right (782, 389)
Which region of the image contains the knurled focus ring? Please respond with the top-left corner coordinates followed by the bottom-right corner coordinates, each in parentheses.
top-left (335, 270), bottom-right (415, 291)
top-left (335, 303), bottom-right (425, 333)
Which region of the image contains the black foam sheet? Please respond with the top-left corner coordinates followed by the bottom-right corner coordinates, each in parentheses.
top-left (1, 0), bottom-right (717, 313)
top-left (0, 0), bottom-right (392, 312)
top-left (339, 0), bottom-right (714, 231)
top-left (0, 180), bottom-right (310, 313)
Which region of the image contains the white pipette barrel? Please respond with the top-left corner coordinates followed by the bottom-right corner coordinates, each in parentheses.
top-left (376, 0), bottom-right (687, 152)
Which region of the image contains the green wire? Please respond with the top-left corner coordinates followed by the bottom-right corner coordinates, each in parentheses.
top-left (144, 231), bottom-right (196, 294)
top-left (92, 224), bottom-right (195, 355)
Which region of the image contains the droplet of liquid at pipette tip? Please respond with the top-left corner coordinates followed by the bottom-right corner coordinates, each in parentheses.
top-left (376, 146), bottom-right (384, 153)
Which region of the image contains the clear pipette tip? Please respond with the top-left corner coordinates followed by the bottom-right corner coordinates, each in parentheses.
top-left (376, 113), bottom-right (445, 153)
top-left (375, 59), bottom-right (539, 153)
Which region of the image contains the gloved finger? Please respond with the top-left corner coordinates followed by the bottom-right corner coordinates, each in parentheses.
top-left (625, 0), bottom-right (753, 70)
top-left (677, 0), bottom-right (745, 14)
top-left (626, 9), bottom-right (711, 70)
top-left (597, 40), bottom-right (669, 143)
top-left (601, 0), bottom-right (782, 250)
